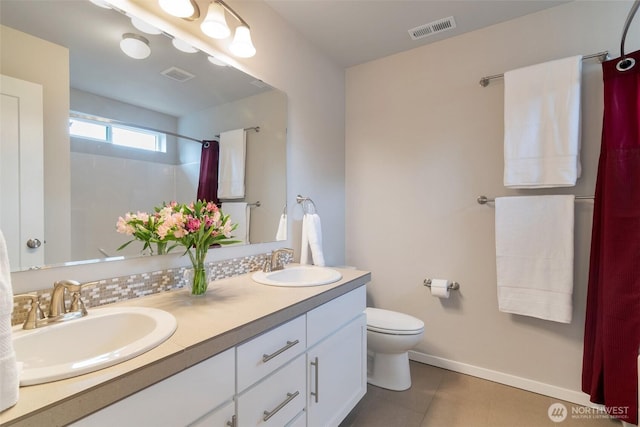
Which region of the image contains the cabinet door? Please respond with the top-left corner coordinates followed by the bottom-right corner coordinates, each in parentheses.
top-left (307, 314), bottom-right (366, 427)
top-left (72, 348), bottom-right (235, 426)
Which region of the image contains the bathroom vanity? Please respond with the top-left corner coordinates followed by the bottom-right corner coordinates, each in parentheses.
top-left (0, 268), bottom-right (370, 427)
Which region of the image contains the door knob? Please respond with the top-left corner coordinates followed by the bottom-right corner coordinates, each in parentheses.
top-left (26, 238), bottom-right (42, 249)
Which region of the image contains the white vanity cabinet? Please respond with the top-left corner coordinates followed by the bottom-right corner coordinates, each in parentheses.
top-left (70, 285), bottom-right (367, 427)
top-left (71, 347), bottom-right (235, 427)
top-left (306, 287), bottom-right (367, 427)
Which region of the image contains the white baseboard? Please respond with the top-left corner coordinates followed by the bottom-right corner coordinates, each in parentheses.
top-left (408, 350), bottom-right (596, 408)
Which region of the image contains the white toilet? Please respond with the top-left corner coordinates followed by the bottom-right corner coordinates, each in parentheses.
top-left (365, 307), bottom-right (425, 391)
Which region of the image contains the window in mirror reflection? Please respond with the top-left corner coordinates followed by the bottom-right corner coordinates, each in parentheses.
top-left (69, 115), bottom-right (166, 153)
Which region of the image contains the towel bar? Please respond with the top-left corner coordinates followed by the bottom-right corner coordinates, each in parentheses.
top-left (477, 195), bottom-right (594, 205)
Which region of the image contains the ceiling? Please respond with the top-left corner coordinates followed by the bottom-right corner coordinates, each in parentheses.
top-left (0, 0), bottom-right (571, 117)
top-left (265, 0), bottom-right (571, 68)
top-left (0, 0), bottom-right (271, 118)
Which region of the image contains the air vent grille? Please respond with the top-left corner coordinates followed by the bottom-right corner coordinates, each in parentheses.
top-left (408, 16), bottom-right (456, 40)
top-left (161, 66), bottom-right (195, 82)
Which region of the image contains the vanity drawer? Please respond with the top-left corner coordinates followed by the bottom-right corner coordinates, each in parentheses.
top-left (237, 315), bottom-right (306, 391)
top-left (237, 354), bottom-right (306, 427)
top-left (307, 286), bottom-right (366, 347)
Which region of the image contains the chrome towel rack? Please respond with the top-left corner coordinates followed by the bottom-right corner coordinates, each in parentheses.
top-left (296, 195), bottom-right (317, 214)
top-left (477, 195), bottom-right (594, 204)
top-left (479, 51), bottom-right (609, 87)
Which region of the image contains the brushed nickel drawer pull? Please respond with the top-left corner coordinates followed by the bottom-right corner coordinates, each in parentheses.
top-left (262, 391), bottom-right (299, 421)
top-left (310, 357), bottom-right (319, 403)
top-left (262, 339), bottom-right (299, 362)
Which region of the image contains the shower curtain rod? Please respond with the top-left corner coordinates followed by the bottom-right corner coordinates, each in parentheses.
top-left (477, 195), bottom-right (594, 205)
top-left (478, 51), bottom-right (609, 87)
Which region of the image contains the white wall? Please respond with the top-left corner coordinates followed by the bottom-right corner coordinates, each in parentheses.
top-left (346, 0), bottom-right (639, 403)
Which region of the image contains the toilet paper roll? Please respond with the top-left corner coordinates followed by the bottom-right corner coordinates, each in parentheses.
top-left (430, 279), bottom-right (450, 299)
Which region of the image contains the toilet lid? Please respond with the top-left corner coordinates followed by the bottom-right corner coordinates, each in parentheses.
top-left (365, 307), bottom-right (424, 334)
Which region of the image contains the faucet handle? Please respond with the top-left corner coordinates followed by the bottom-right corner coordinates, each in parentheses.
top-left (69, 292), bottom-right (88, 315)
top-left (15, 294), bottom-right (45, 330)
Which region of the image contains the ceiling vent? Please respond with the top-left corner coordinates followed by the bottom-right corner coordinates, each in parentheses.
top-left (408, 16), bottom-right (456, 41)
top-left (161, 66), bottom-right (195, 82)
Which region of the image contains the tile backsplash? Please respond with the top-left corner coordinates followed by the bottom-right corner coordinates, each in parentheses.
top-left (12, 251), bottom-right (292, 326)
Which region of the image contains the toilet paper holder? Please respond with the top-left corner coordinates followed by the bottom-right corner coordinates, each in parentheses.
top-left (423, 279), bottom-right (460, 291)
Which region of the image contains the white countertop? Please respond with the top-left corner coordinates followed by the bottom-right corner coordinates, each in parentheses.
top-left (0, 268), bottom-right (371, 427)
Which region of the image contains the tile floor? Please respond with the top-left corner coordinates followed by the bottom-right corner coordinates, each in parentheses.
top-left (340, 361), bottom-right (622, 427)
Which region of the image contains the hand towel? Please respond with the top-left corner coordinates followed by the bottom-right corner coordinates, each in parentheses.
top-left (0, 229), bottom-right (19, 412)
top-left (221, 202), bottom-right (250, 245)
top-left (276, 214), bottom-right (287, 241)
top-left (503, 56), bottom-right (582, 188)
top-left (495, 195), bottom-right (575, 323)
top-left (217, 129), bottom-right (246, 199)
top-left (300, 213), bottom-right (325, 267)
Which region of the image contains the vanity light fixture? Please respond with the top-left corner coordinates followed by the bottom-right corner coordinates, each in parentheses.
top-left (160, 0), bottom-right (256, 58)
top-left (229, 25), bottom-right (256, 58)
top-left (201, 2), bottom-right (230, 39)
top-left (120, 33), bottom-right (151, 59)
top-left (130, 16), bottom-right (162, 35)
top-left (158, 0), bottom-right (199, 20)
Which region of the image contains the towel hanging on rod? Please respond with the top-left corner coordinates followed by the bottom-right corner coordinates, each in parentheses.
top-left (296, 195), bottom-right (318, 214)
top-left (478, 51), bottom-right (609, 87)
top-left (477, 195), bottom-right (594, 204)
top-left (214, 126), bottom-right (260, 138)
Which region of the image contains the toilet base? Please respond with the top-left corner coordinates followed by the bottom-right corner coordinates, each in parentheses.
top-left (367, 350), bottom-right (412, 391)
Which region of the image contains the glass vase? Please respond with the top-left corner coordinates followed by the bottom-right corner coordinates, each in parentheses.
top-left (189, 263), bottom-right (208, 296)
top-left (186, 247), bottom-right (209, 296)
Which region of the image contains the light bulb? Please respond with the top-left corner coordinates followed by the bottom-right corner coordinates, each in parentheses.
top-left (171, 38), bottom-right (198, 53)
top-left (120, 33), bottom-right (151, 59)
top-left (201, 2), bottom-right (230, 39)
top-left (207, 56), bottom-right (228, 66)
top-left (159, 0), bottom-right (195, 18)
top-left (229, 26), bottom-right (256, 58)
top-left (130, 16), bottom-right (162, 35)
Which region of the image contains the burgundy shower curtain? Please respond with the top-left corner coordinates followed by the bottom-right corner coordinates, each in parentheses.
top-left (196, 140), bottom-right (220, 204)
top-left (582, 50), bottom-right (640, 425)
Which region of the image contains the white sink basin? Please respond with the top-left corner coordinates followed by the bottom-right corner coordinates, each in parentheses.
top-left (12, 306), bottom-right (177, 386)
top-left (252, 265), bottom-right (342, 287)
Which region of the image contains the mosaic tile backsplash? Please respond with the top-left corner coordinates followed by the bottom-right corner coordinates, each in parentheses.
top-left (12, 251), bottom-right (293, 326)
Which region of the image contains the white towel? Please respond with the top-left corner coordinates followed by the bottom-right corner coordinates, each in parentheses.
top-left (221, 202), bottom-right (250, 245)
top-left (300, 213), bottom-right (325, 267)
top-left (276, 214), bottom-right (287, 241)
top-left (495, 195), bottom-right (574, 323)
top-left (503, 56), bottom-right (582, 188)
top-left (0, 230), bottom-right (19, 411)
top-left (217, 129), bottom-right (246, 199)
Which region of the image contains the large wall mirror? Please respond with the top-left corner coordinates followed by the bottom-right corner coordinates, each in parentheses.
top-left (0, 0), bottom-right (287, 273)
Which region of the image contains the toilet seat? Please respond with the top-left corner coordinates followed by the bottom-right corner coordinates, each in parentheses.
top-left (365, 307), bottom-right (424, 335)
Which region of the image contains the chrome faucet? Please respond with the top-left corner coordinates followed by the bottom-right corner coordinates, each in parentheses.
top-left (263, 248), bottom-right (294, 272)
top-left (15, 280), bottom-right (88, 330)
